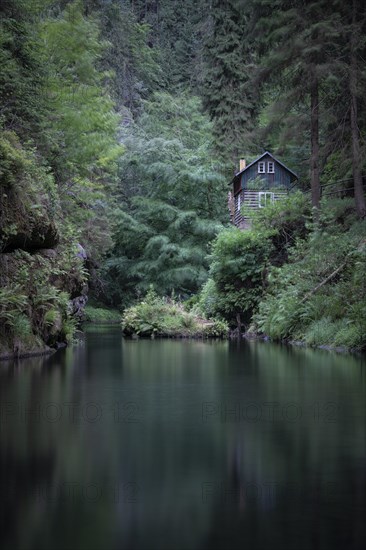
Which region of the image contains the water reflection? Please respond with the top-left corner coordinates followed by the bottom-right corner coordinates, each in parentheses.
top-left (0, 329), bottom-right (365, 549)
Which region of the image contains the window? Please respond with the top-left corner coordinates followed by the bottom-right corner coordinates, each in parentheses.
top-left (258, 192), bottom-right (274, 208)
top-left (237, 194), bottom-right (241, 211)
top-left (258, 161), bottom-right (265, 173)
top-left (267, 161), bottom-right (274, 173)
top-left (258, 160), bottom-right (274, 173)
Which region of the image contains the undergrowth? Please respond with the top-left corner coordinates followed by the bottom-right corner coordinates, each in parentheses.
top-left (84, 305), bottom-right (122, 323)
top-left (252, 198), bottom-right (366, 350)
top-left (122, 288), bottom-right (228, 338)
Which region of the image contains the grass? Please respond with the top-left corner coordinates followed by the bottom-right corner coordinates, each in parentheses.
top-left (83, 305), bottom-right (122, 324)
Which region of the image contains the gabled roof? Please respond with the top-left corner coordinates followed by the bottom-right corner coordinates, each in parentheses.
top-left (231, 151), bottom-right (298, 183)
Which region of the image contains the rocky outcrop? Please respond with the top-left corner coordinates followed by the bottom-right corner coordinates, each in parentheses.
top-left (1, 222), bottom-right (59, 252)
top-left (0, 131), bottom-right (88, 359)
top-left (0, 132), bottom-right (60, 253)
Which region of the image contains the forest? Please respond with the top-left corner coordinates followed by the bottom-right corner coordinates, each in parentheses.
top-left (1, 0), bottom-right (366, 356)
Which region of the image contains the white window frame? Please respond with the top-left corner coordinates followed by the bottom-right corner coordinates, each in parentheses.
top-left (267, 161), bottom-right (274, 173)
top-left (258, 161), bottom-right (266, 174)
top-left (258, 192), bottom-right (274, 208)
top-left (237, 193), bottom-right (241, 211)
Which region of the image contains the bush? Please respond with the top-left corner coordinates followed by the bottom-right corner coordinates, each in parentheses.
top-left (251, 191), bottom-right (311, 264)
top-left (253, 201), bottom-right (366, 350)
top-left (122, 288), bottom-right (228, 338)
top-left (0, 131), bottom-right (60, 251)
top-left (0, 240), bottom-right (87, 354)
top-left (206, 227), bottom-right (273, 326)
top-left (197, 278), bottom-right (220, 318)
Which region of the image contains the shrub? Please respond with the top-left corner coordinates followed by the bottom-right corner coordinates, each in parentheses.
top-left (253, 202), bottom-right (366, 350)
top-left (207, 227), bottom-right (273, 326)
top-left (197, 278), bottom-right (220, 318)
top-left (122, 288), bottom-right (228, 338)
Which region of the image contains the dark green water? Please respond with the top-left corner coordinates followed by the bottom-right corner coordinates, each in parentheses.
top-left (1, 326), bottom-right (366, 550)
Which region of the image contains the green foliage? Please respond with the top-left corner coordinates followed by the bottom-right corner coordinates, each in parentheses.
top-left (2, 0), bottom-right (366, 356)
top-left (101, 91), bottom-right (227, 306)
top-left (37, 2), bottom-right (122, 261)
top-left (90, 0), bottom-right (160, 114)
top-left (0, 0), bottom-right (48, 140)
top-left (0, 0), bottom-right (124, 356)
top-left (251, 191), bottom-right (309, 231)
top-left (103, 199), bottom-right (222, 306)
top-left (0, 247), bottom-right (83, 354)
top-left (40, 2), bottom-right (121, 180)
top-left (129, 0), bottom-right (207, 91)
top-left (0, 130), bottom-right (59, 249)
top-left (251, 191), bottom-right (311, 264)
top-left (197, 278), bottom-right (220, 318)
top-left (83, 305), bottom-right (122, 324)
top-left (122, 288), bottom-right (228, 338)
top-left (117, 91), bottom-right (228, 218)
top-left (202, 0), bottom-right (257, 162)
top-left (206, 227), bottom-right (273, 325)
top-left (253, 198), bottom-right (366, 350)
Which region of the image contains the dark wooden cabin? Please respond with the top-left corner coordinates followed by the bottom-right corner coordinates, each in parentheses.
top-left (229, 151), bottom-right (298, 228)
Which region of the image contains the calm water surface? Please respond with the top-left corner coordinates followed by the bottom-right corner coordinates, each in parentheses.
top-left (1, 326), bottom-right (366, 550)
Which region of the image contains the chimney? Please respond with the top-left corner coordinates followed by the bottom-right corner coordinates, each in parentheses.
top-left (239, 158), bottom-right (246, 171)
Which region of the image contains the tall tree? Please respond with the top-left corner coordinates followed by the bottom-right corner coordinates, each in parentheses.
top-left (101, 90), bottom-right (227, 304)
top-left (38, 1), bottom-right (121, 258)
top-left (85, 0), bottom-right (160, 115)
top-left (130, 0), bottom-right (207, 91)
top-left (250, 0), bottom-right (344, 208)
top-left (348, 0), bottom-right (366, 218)
top-left (0, 0), bottom-right (49, 140)
top-left (202, 0), bottom-right (258, 167)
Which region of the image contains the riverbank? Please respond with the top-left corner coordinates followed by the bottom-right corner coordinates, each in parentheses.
top-left (243, 330), bottom-right (365, 356)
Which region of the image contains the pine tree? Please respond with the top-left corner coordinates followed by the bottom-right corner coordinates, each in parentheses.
top-left (250, 0), bottom-right (343, 208)
top-left (130, 0), bottom-right (207, 90)
top-left (202, 0), bottom-right (258, 166)
top-left (85, 0), bottom-right (160, 115)
top-left (0, 0), bottom-right (48, 140)
top-left (346, 0), bottom-right (366, 218)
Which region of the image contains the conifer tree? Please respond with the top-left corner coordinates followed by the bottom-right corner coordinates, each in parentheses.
top-left (202, 0), bottom-right (257, 167)
top-left (346, 0), bottom-right (366, 218)
top-left (250, 0), bottom-right (343, 208)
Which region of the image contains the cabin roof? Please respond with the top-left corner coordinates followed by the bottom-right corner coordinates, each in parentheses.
top-left (230, 151), bottom-right (298, 184)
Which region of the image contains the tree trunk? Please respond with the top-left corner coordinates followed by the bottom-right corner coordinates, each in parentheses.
top-left (350, 0), bottom-right (366, 218)
top-left (310, 73), bottom-right (320, 209)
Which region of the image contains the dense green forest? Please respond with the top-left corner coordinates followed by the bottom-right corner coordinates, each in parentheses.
top-left (1, 0), bottom-right (365, 356)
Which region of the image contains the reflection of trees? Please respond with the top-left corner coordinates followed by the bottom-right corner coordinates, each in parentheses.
top-left (0, 353), bottom-right (62, 549)
top-left (0, 448), bottom-right (56, 549)
top-left (0, 335), bottom-right (365, 549)
top-left (201, 341), bottom-right (366, 549)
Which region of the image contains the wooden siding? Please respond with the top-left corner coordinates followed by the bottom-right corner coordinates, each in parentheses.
top-left (234, 190), bottom-right (288, 228)
top-left (240, 154), bottom-right (293, 190)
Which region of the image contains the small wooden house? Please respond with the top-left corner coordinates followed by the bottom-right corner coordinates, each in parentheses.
top-left (229, 151), bottom-right (298, 228)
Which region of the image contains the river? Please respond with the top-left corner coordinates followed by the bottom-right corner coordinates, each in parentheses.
top-left (0, 325), bottom-right (365, 550)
